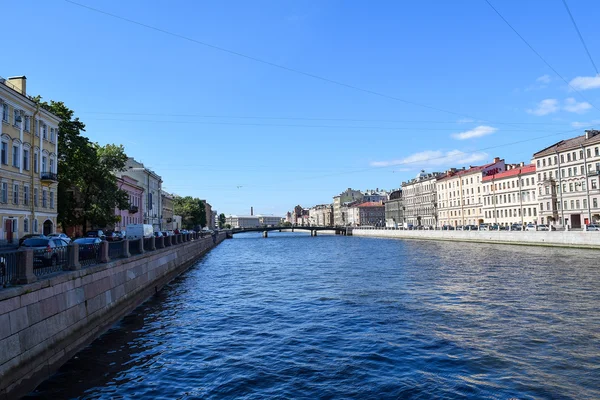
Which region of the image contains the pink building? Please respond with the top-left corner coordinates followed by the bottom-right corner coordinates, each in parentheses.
top-left (114, 175), bottom-right (144, 232)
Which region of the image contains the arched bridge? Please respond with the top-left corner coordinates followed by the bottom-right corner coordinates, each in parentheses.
top-left (227, 226), bottom-right (351, 238)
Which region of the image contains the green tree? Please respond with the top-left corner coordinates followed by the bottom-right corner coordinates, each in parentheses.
top-left (218, 213), bottom-right (226, 229)
top-left (39, 100), bottom-right (130, 232)
top-left (174, 196), bottom-right (206, 229)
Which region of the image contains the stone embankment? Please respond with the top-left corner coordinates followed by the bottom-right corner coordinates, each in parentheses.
top-left (0, 232), bottom-right (226, 400)
top-left (351, 228), bottom-right (600, 249)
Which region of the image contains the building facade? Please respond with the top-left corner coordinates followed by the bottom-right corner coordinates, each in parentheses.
top-left (161, 192), bottom-right (174, 231)
top-left (201, 200), bottom-right (212, 229)
top-left (333, 188), bottom-right (363, 226)
top-left (357, 202), bottom-right (385, 226)
top-left (116, 158), bottom-right (163, 231)
top-left (308, 204), bottom-right (333, 227)
top-left (362, 189), bottom-right (389, 203)
top-left (258, 215), bottom-right (281, 226)
top-left (402, 171), bottom-right (442, 228)
top-left (481, 164), bottom-right (538, 226)
top-left (114, 175), bottom-right (144, 232)
top-left (225, 215), bottom-right (260, 228)
top-left (384, 189), bottom-right (403, 227)
top-left (437, 158), bottom-right (505, 227)
top-left (1, 76), bottom-right (61, 243)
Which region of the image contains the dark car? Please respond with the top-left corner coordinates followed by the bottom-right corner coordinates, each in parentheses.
top-left (19, 238), bottom-right (69, 267)
top-left (104, 230), bottom-right (124, 241)
top-left (85, 230), bottom-right (105, 240)
top-left (18, 234), bottom-right (46, 247)
top-left (74, 237), bottom-right (102, 261)
top-left (441, 225), bottom-right (455, 230)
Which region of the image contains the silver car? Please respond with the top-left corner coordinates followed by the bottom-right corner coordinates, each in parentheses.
top-left (48, 233), bottom-right (71, 244)
top-left (585, 224), bottom-right (600, 231)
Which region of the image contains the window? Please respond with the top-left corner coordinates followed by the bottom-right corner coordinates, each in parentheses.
top-left (572, 152), bottom-right (577, 161)
top-left (34, 151), bottom-right (38, 173)
top-left (543, 159), bottom-right (546, 167)
top-left (50, 191), bottom-right (54, 209)
top-left (561, 169), bottom-right (565, 177)
top-left (49, 158), bottom-right (54, 174)
top-left (12, 145), bottom-right (19, 167)
top-left (533, 208), bottom-right (537, 216)
top-left (563, 183), bottom-right (567, 193)
top-left (568, 168), bottom-right (572, 177)
top-left (2, 103), bottom-right (8, 122)
top-left (547, 202), bottom-right (550, 210)
top-left (567, 153), bottom-right (571, 162)
top-left (13, 183), bottom-right (18, 204)
top-left (569, 183), bottom-right (574, 192)
top-left (580, 150), bottom-right (584, 160)
top-left (545, 186), bottom-right (550, 195)
top-left (581, 166), bottom-right (585, 175)
top-left (42, 190), bottom-right (47, 208)
top-left (23, 218), bottom-right (29, 233)
top-left (549, 171), bottom-right (553, 178)
top-left (23, 148), bottom-right (29, 170)
top-left (42, 156), bottom-right (47, 173)
top-left (537, 160), bottom-right (540, 167)
top-left (583, 199), bottom-right (587, 209)
top-left (596, 147), bottom-right (599, 156)
top-left (42, 124), bottom-right (47, 140)
top-left (593, 180), bottom-right (598, 190)
top-left (13, 109), bottom-right (20, 127)
top-left (0, 182), bottom-right (7, 203)
top-left (34, 187), bottom-right (38, 207)
top-left (564, 200), bottom-right (568, 210)
top-left (24, 186), bottom-right (29, 205)
top-left (571, 200), bottom-right (575, 209)
top-left (576, 200), bottom-right (580, 209)
top-left (33, 219), bottom-right (38, 233)
top-left (1, 140), bottom-right (7, 164)
top-left (594, 198), bottom-right (598, 208)
top-left (24, 116), bottom-right (30, 132)
top-left (540, 203), bottom-right (543, 211)
top-left (587, 148), bottom-right (592, 158)
top-left (554, 156), bottom-right (558, 164)
top-left (50, 128), bottom-right (55, 142)
top-left (561, 154), bottom-right (565, 163)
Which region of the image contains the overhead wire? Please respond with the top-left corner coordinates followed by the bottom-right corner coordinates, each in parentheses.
top-left (484, 0), bottom-right (600, 113)
top-left (560, 0), bottom-right (599, 75)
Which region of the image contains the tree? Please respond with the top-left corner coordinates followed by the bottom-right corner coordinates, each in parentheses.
top-left (174, 196), bottom-right (206, 229)
top-left (218, 213), bottom-right (226, 229)
top-left (39, 100), bottom-right (130, 232)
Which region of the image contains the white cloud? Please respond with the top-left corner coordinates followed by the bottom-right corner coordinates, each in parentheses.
top-left (571, 120), bottom-right (600, 128)
top-left (457, 118), bottom-right (475, 124)
top-left (371, 149), bottom-right (488, 168)
top-left (527, 99), bottom-right (559, 116)
top-left (536, 74), bottom-right (551, 84)
top-left (452, 125), bottom-right (498, 140)
top-left (563, 97), bottom-right (592, 114)
top-left (569, 74), bottom-right (600, 90)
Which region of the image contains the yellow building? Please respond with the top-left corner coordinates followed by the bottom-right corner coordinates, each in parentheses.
top-left (1, 76), bottom-right (61, 243)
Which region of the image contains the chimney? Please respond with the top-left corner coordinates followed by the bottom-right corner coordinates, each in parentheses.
top-left (250, 207), bottom-right (254, 216)
top-left (520, 162), bottom-right (525, 167)
top-left (585, 130), bottom-right (600, 140)
top-left (493, 157), bottom-right (500, 163)
top-left (7, 76), bottom-right (26, 95)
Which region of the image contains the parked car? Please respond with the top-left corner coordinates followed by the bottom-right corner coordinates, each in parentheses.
top-left (154, 231), bottom-right (163, 237)
top-left (73, 237), bottom-right (102, 261)
top-left (126, 224), bottom-right (154, 240)
top-left (585, 224), bottom-right (600, 231)
top-left (18, 234), bottom-right (46, 247)
top-left (19, 238), bottom-right (69, 267)
top-left (510, 224), bottom-right (523, 231)
top-left (536, 224), bottom-right (550, 231)
top-left (479, 224), bottom-right (490, 231)
top-left (525, 224), bottom-right (537, 231)
top-left (104, 230), bottom-right (124, 241)
top-left (48, 233), bottom-right (72, 244)
top-left (455, 225), bottom-right (464, 231)
top-left (441, 225), bottom-right (455, 230)
top-left (464, 225), bottom-right (479, 231)
top-left (85, 230), bottom-right (106, 240)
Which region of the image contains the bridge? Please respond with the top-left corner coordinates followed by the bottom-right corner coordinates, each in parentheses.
top-left (227, 226), bottom-right (351, 238)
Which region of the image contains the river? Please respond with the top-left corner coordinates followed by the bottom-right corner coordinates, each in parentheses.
top-left (27, 232), bottom-right (600, 399)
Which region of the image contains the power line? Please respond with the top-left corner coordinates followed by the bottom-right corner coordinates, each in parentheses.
top-left (484, 0), bottom-right (600, 114)
top-left (77, 111), bottom-right (572, 126)
top-left (561, 0), bottom-right (599, 75)
top-left (64, 0), bottom-right (501, 125)
top-left (82, 117), bottom-right (570, 133)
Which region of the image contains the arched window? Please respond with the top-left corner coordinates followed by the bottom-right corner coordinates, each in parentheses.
top-left (24, 218), bottom-right (29, 233)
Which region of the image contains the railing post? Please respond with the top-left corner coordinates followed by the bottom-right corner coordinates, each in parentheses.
top-left (122, 239), bottom-right (131, 258)
top-left (156, 236), bottom-right (164, 249)
top-left (13, 249), bottom-right (37, 284)
top-left (99, 240), bottom-right (110, 263)
top-left (66, 243), bottom-right (81, 270)
top-left (177, 234), bottom-right (182, 244)
top-left (150, 236), bottom-right (156, 251)
top-left (138, 238), bottom-right (145, 254)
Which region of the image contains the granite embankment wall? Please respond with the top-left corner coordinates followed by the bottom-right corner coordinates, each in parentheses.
top-left (0, 233), bottom-right (226, 399)
top-left (352, 228), bottom-right (600, 250)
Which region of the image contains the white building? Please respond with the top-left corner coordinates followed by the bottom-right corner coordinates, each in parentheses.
top-left (533, 130), bottom-right (600, 229)
top-left (226, 215), bottom-right (260, 228)
top-left (402, 171), bottom-right (442, 228)
top-left (437, 158), bottom-right (505, 227)
top-left (257, 215), bottom-right (281, 226)
top-left (333, 189), bottom-right (363, 226)
top-left (482, 163), bottom-right (538, 226)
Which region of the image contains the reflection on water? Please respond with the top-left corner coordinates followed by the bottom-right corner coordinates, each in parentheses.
top-left (29, 233), bottom-right (600, 399)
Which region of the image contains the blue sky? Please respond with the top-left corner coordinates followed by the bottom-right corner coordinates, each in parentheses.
top-left (5, 0), bottom-right (600, 216)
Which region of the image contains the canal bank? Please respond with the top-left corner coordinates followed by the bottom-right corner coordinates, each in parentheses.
top-left (0, 232), bottom-right (226, 400)
top-left (352, 228), bottom-right (600, 250)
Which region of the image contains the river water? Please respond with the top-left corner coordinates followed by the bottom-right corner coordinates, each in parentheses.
top-left (28, 232), bottom-right (600, 399)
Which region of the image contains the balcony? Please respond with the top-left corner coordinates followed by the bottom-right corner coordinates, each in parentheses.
top-left (40, 172), bottom-right (58, 183)
top-left (128, 205), bottom-right (139, 214)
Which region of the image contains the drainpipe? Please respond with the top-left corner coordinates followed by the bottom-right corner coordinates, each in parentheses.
top-left (581, 144), bottom-right (592, 225)
top-left (31, 103), bottom-right (40, 233)
top-left (555, 150), bottom-right (565, 227)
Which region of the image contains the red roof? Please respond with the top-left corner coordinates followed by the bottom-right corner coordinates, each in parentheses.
top-left (437, 161), bottom-right (498, 182)
top-left (482, 164), bottom-right (536, 182)
top-left (357, 201), bottom-right (384, 208)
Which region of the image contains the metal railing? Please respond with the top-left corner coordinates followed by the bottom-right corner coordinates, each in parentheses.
top-left (79, 243), bottom-right (101, 268)
top-left (143, 238), bottom-right (153, 251)
top-left (108, 241), bottom-right (123, 260)
top-left (33, 246), bottom-right (68, 277)
top-left (0, 250), bottom-right (18, 287)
